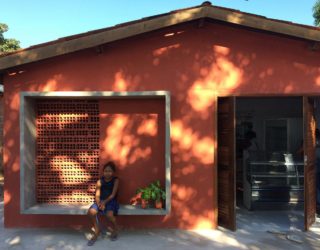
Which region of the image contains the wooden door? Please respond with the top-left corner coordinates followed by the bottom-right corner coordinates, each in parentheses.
top-left (303, 96), bottom-right (317, 231)
top-left (217, 97), bottom-right (236, 231)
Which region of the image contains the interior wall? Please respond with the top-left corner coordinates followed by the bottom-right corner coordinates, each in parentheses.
top-left (314, 98), bottom-right (320, 128)
top-left (236, 97), bottom-right (303, 154)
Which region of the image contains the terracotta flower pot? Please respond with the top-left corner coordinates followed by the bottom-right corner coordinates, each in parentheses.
top-left (130, 192), bottom-right (142, 205)
top-left (141, 199), bottom-right (148, 209)
top-left (155, 200), bottom-right (163, 209)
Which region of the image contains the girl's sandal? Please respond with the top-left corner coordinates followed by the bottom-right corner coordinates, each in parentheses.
top-left (87, 236), bottom-right (98, 246)
top-left (110, 232), bottom-right (118, 241)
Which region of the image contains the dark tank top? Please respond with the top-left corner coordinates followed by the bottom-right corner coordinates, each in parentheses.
top-left (100, 176), bottom-right (117, 200)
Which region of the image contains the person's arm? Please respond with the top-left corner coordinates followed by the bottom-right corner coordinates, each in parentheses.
top-left (102, 178), bottom-right (119, 204)
top-left (95, 180), bottom-right (101, 204)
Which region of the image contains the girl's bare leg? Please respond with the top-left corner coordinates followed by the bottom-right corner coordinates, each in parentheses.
top-left (87, 208), bottom-right (100, 239)
top-left (106, 211), bottom-right (118, 239)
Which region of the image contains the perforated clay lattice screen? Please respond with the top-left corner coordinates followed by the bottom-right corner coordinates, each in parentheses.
top-left (36, 100), bottom-right (99, 204)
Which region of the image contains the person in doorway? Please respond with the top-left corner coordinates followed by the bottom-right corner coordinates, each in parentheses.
top-left (244, 125), bottom-right (259, 152)
top-left (87, 161), bottom-right (120, 246)
top-left (242, 125), bottom-right (259, 210)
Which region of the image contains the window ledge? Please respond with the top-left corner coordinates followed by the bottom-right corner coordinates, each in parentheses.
top-left (22, 204), bottom-right (169, 215)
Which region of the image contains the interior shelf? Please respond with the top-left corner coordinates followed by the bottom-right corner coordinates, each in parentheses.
top-left (243, 159), bottom-right (304, 210)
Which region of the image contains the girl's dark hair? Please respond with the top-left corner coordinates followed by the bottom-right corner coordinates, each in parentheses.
top-left (103, 161), bottom-right (116, 172)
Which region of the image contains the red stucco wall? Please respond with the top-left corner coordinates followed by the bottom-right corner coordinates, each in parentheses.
top-left (99, 98), bottom-right (166, 204)
top-left (0, 95), bottom-right (3, 175)
top-left (3, 20), bottom-right (320, 229)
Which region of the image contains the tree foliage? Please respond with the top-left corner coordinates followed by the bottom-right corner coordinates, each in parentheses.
top-left (313, 0), bottom-right (320, 26)
top-left (0, 23), bottom-right (20, 54)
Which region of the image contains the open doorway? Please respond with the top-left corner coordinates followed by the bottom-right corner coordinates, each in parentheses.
top-left (235, 97), bottom-right (304, 231)
top-left (217, 96), bottom-right (319, 231)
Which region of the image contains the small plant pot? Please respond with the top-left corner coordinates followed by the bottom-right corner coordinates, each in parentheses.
top-left (155, 200), bottom-right (163, 209)
top-left (141, 199), bottom-right (148, 209)
top-left (130, 192), bottom-right (142, 205)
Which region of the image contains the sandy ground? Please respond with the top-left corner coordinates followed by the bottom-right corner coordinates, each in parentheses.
top-left (0, 176), bottom-right (319, 250)
top-left (0, 175), bottom-right (3, 201)
top-left (0, 200), bottom-right (319, 250)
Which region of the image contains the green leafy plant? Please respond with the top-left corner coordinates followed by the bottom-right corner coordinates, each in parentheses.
top-left (0, 23), bottom-right (20, 54)
top-left (149, 180), bottom-right (166, 202)
top-left (313, 0), bottom-right (320, 26)
top-left (137, 186), bottom-right (152, 201)
top-left (136, 180), bottom-right (166, 203)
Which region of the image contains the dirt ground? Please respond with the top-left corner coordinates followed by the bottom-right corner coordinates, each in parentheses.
top-left (0, 174), bottom-right (319, 249)
top-left (0, 173), bottom-right (3, 202)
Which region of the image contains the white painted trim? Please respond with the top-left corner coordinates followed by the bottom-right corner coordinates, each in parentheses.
top-left (20, 91), bottom-right (171, 215)
top-left (20, 92), bottom-right (25, 213)
top-left (21, 91), bottom-right (169, 98)
top-left (23, 204), bottom-right (168, 215)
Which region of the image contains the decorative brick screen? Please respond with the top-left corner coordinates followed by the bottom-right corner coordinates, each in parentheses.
top-left (36, 99), bottom-right (99, 204)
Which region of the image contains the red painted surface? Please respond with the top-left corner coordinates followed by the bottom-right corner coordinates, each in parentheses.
top-left (34, 98), bottom-right (165, 206)
top-left (99, 98), bottom-right (165, 205)
top-left (0, 95), bottom-right (3, 173)
top-left (3, 20), bottom-right (320, 229)
top-left (36, 100), bottom-right (100, 204)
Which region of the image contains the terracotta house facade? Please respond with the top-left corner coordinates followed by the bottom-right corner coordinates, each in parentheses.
top-left (0, 2), bottom-right (319, 230)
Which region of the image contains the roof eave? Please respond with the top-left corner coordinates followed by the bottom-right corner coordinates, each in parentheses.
top-left (207, 7), bottom-right (320, 42)
top-left (0, 5), bottom-right (319, 71)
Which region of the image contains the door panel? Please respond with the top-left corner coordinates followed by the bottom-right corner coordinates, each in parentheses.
top-left (217, 97), bottom-right (236, 231)
top-left (303, 96), bottom-right (317, 231)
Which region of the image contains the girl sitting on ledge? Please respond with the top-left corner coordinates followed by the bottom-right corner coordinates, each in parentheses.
top-left (87, 161), bottom-right (119, 246)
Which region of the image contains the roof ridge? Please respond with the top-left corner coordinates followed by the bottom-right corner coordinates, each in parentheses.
top-left (0, 3), bottom-right (319, 70)
top-left (2, 3), bottom-right (318, 59)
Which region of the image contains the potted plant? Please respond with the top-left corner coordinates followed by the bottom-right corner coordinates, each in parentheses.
top-left (136, 186), bottom-right (152, 209)
top-left (149, 180), bottom-right (166, 209)
top-left (134, 180), bottom-right (166, 209)
top-left (130, 191), bottom-right (142, 206)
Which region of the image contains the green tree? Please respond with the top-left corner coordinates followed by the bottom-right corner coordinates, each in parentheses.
top-left (0, 23), bottom-right (20, 54)
top-left (313, 0), bottom-right (320, 26)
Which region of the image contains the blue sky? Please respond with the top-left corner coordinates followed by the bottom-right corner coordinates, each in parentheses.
top-left (1, 0), bottom-right (318, 48)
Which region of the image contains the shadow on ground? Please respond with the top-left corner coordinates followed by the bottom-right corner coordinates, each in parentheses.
top-left (0, 198), bottom-right (319, 249)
